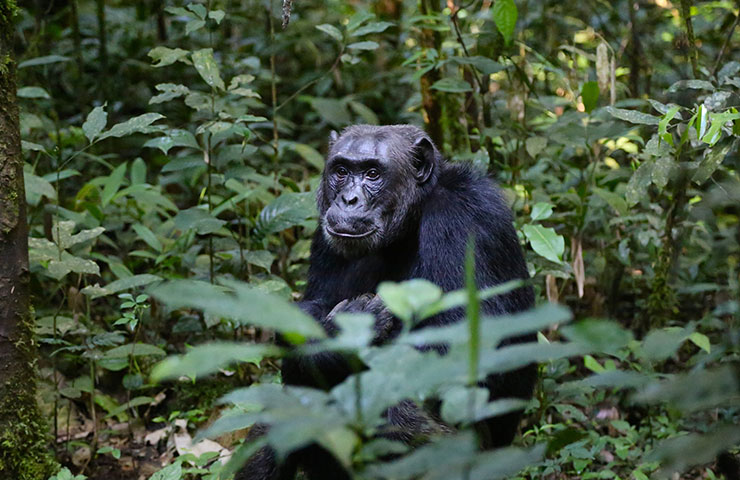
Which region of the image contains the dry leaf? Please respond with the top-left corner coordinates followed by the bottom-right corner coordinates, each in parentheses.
top-left (572, 237), bottom-right (585, 298)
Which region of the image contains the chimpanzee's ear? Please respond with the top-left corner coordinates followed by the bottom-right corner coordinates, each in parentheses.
top-left (329, 130), bottom-right (339, 145)
top-left (412, 136), bottom-right (438, 184)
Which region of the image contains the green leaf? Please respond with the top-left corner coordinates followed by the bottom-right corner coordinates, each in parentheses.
top-left (580, 81), bottom-right (599, 113)
top-left (143, 129), bottom-right (200, 154)
top-left (245, 250), bottom-right (275, 271)
top-left (17, 86), bottom-right (51, 99)
top-left (309, 98), bottom-right (351, 127)
top-left (561, 319), bottom-right (633, 354)
top-left (47, 253), bottom-right (100, 280)
top-left (351, 21), bottom-right (394, 36)
top-left (688, 332), bottom-right (710, 353)
top-left (530, 202), bottom-right (553, 221)
top-left (104, 343), bottom-right (166, 359)
top-left (592, 187), bottom-right (628, 216)
top-left (666, 79), bottom-right (715, 93)
top-left (24, 171), bottom-right (56, 205)
top-left (641, 327), bottom-right (692, 362)
top-left (148, 46), bottom-right (190, 67)
top-left (346, 11), bottom-right (375, 32)
top-left (692, 142), bottom-right (733, 184)
top-left (522, 224), bottom-right (564, 264)
top-left (605, 106), bottom-right (661, 125)
top-left (18, 55), bottom-right (70, 68)
top-left (208, 10), bottom-right (225, 24)
top-left (450, 56), bottom-right (506, 75)
top-left (81, 274), bottom-right (162, 299)
top-left (185, 19), bottom-right (206, 35)
top-left (192, 48), bottom-right (226, 91)
top-left (292, 144), bottom-right (324, 170)
top-left (430, 78), bottom-right (473, 93)
top-left (377, 279), bottom-right (443, 322)
top-left (316, 24), bottom-right (343, 42)
top-left (625, 160), bottom-right (654, 206)
top-left (150, 279), bottom-right (325, 339)
top-left (347, 41), bottom-right (379, 51)
top-left (186, 3), bottom-right (206, 19)
top-left (132, 224), bottom-right (163, 252)
top-left (525, 136), bottom-right (547, 157)
top-left (492, 0), bottom-right (518, 45)
top-left (256, 192), bottom-right (316, 235)
top-left (102, 163), bottom-right (127, 207)
top-left (174, 207), bottom-right (226, 235)
top-left (99, 113), bottom-right (165, 140)
top-left (82, 105), bottom-right (107, 143)
top-left (149, 83), bottom-right (190, 104)
top-left (51, 221), bottom-right (106, 250)
top-left (149, 462), bottom-right (182, 480)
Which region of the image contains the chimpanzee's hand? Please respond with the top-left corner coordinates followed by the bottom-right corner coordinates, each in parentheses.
top-left (326, 294), bottom-right (400, 345)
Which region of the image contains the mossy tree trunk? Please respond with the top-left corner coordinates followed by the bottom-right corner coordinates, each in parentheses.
top-left (0, 2), bottom-right (56, 478)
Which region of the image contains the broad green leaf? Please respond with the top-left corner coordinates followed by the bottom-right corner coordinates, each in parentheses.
top-left (256, 192), bottom-right (316, 235)
top-left (149, 83), bottom-right (189, 104)
top-left (150, 279), bottom-right (325, 339)
top-left (347, 41), bottom-right (379, 51)
top-left (174, 207), bottom-right (226, 235)
top-left (450, 56), bottom-right (506, 75)
top-left (104, 343), bottom-right (166, 359)
top-left (185, 19), bottom-right (206, 35)
top-left (148, 46), bottom-right (190, 67)
top-left (81, 274), bottom-right (162, 299)
top-left (48, 253), bottom-right (100, 280)
top-left (561, 319), bottom-right (633, 354)
top-left (18, 55), bottom-right (70, 68)
top-left (625, 160), bottom-right (654, 206)
top-left (130, 158), bottom-right (146, 185)
top-left (17, 86), bottom-right (50, 99)
top-left (293, 144), bottom-right (324, 170)
top-left (377, 279), bottom-right (443, 322)
top-left (51, 221), bottom-right (105, 250)
top-left (192, 48), bottom-right (226, 91)
top-left (493, 0), bottom-right (518, 45)
top-left (82, 105), bottom-right (107, 142)
top-left (143, 129), bottom-right (200, 154)
top-left (658, 105), bottom-right (680, 139)
top-left (530, 202), bottom-right (553, 221)
top-left (132, 224), bottom-right (163, 252)
top-left (605, 106), bottom-right (661, 125)
top-left (351, 21), bottom-right (394, 36)
top-left (692, 142), bottom-right (733, 184)
top-left (581, 81), bottom-right (599, 113)
top-left (431, 78), bottom-right (473, 93)
top-left (688, 332), bottom-right (710, 353)
top-left (634, 366), bottom-right (738, 413)
top-left (102, 163), bottom-right (127, 207)
top-left (24, 171), bottom-right (56, 205)
top-left (521, 224), bottom-right (564, 264)
top-left (525, 136), bottom-right (547, 157)
top-left (648, 425), bottom-right (740, 479)
top-left (310, 98), bottom-right (351, 127)
top-left (245, 250), bottom-right (275, 271)
top-left (208, 10), bottom-right (225, 24)
top-left (666, 79), bottom-right (715, 92)
top-left (346, 11), bottom-right (375, 32)
top-left (652, 156), bottom-right (675, 189)
top-left (316, 24), bottom-right (343, 42)
top-left (99, 113), bottom-right (165, 140)
top-left (592, 187), bottom-right (628, 216)
top-left (149, 462), bottom-right (182, 480)
top-left (186, 3), bottom-right (206, 19)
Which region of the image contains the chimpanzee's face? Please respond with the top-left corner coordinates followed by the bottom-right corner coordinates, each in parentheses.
top-left (318, 126), bottom-right (437, 258)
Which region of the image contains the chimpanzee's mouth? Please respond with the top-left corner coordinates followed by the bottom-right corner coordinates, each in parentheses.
top-left (326, 226), bottom-right (377, 239)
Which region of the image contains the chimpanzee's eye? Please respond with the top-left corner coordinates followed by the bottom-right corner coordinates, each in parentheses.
top-left (335, 166), bottom-right (348, 178)
top-left (365, 168), bottom-right (380, 180)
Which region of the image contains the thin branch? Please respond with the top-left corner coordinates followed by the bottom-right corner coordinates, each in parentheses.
top-left (712, 8), bottom-right (740, 76)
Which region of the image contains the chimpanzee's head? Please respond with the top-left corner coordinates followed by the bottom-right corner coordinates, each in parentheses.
top-left (317, 125), bottom-right (441, 257)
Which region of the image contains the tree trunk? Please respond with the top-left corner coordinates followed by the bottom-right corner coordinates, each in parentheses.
top-left (0, 2), bottom-right (56, 478)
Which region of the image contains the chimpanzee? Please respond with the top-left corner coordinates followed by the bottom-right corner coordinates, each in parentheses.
top-left (237, 125), bottom-right (535, 480)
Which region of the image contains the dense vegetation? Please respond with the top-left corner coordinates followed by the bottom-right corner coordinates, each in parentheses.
top-left (5, 0), bottom-right (739, 478)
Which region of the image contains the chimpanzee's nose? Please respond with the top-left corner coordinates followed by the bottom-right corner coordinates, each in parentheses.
top-left (341, 193), bottom-right (359, 206)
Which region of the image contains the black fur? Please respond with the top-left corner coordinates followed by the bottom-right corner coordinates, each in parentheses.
top-left (237, 125), bottom-right (535, 480)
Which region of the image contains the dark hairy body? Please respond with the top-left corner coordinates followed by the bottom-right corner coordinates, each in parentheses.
top-left (237, 125), bottom-right (535, 480)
